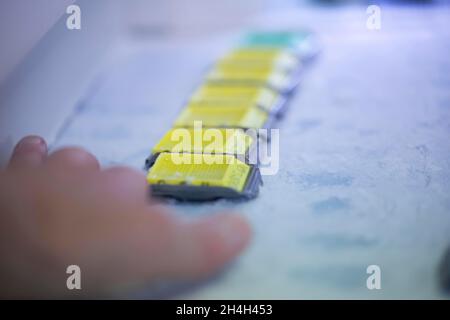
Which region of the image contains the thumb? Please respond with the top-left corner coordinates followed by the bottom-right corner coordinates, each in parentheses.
top-left (158, 213), bottom-right (252, 279)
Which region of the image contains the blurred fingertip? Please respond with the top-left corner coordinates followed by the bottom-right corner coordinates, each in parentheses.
top-left (8, 135), bottom-right (47, 168)
top-left (206, 213), bottom-right (252, 252)
top-left (46, 147), bottom-right (100, 171)
top-left (15, 135), bottom-right (47, 152)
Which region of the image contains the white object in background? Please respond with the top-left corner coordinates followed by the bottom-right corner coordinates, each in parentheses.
top-left (124, 0), bottom-right (265, 38)
top-left (0, 0), bottom-right (75, 85)
top-left (0, 0), bottom-right (122, 161)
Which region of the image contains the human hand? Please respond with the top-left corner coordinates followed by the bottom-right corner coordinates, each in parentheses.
top-left (0, 136), bottom-right (251, 298)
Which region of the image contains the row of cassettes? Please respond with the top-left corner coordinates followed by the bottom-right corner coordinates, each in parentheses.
top-left (145, 30), bottom-right (319, 201)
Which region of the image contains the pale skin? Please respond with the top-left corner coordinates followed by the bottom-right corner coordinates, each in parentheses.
top-left (0, 136), bottom-right (251, 298)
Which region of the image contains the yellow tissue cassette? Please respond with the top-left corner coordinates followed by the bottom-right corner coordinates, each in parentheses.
top-left (151, 127), bottom-right (254, 157)
top-left (222, 48), bottom-right (300, 71)
top-left (206, 68), bottom-right (293, 93)
top-left (190, 84), bottom-right (283, 114)
top-left (147, 152), bottom-right (250, 192)
top-left (146, 152), bottom-right (262, 200)
top-left (174, 105), bottom-right (270, 130)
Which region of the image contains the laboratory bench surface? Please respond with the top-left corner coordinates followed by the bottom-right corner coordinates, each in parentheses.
top-left (50, 4), bottom-right (450, 299)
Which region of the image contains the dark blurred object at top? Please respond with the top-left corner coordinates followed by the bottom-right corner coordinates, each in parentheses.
top-left (309, 0), bottom-right (436, 4)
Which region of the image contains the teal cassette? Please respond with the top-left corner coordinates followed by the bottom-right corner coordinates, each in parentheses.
top-left (241, 30), bottom-right (320, 62)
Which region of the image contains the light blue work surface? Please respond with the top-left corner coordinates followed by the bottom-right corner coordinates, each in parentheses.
top-left (53, 5), bottom-right (450, 299)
